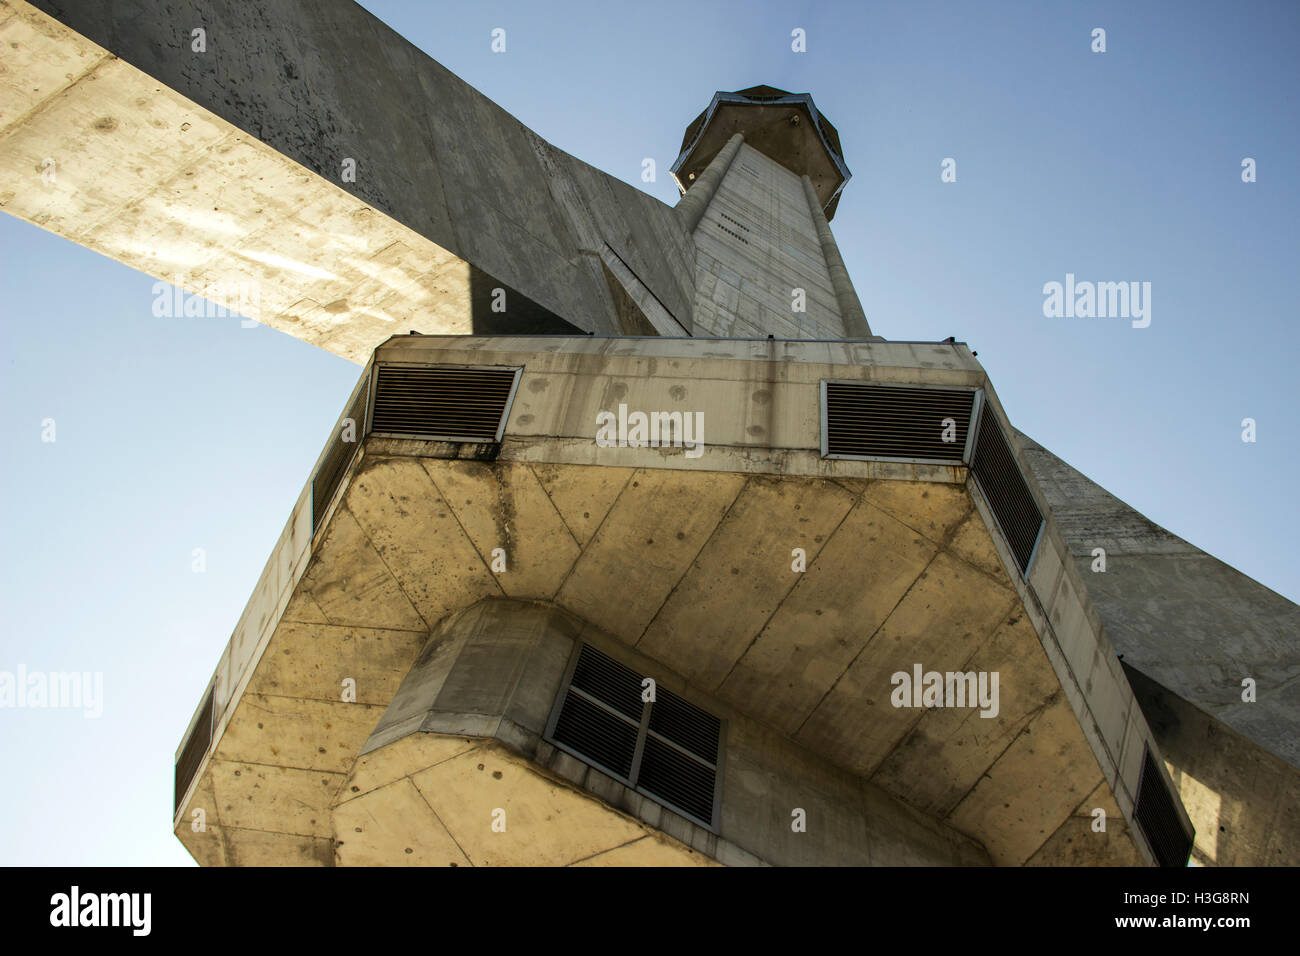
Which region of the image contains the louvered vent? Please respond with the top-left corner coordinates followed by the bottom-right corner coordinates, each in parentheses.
top-left (547, 644), bottom-right (722, 831)
top-left (642, 687), bottom-right (721, 825)
top-left (823, 382), bottom-right (976, 463)
top-left (1134, 748), bottom-right (1194, 867)
top-left (970, 409), bottom-right (1044, 574)
top-left (174, 685), bottom-right (214, 814)
top-left (552, 646), bottom-right (643, 780)
top-left (370, 365), bottom-right (519, 442)
top-left (312, 379), bottom-right (369, 532)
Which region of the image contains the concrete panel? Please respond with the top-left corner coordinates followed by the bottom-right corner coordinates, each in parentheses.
top-left (871, 614), bottom-right (1059, 816)
top-left (638, 476), bottom-right (856, 688)
top-left (297, 507), bottom-right (427, 630)
top-left (860, 787), bottom-right (990, 867)
top-left (557, 469), bottom-right (746, 642)
top-left (246, 621), bottom-right (426, 705)
top-left (949, 508), bottom-right (1017, 583)
top-left (213, 693), bottom-right (383, 775)
top-left (344, 457), bottom-right (502, 627)
top-left (948, 694), bottom-right (1104, 866)
top-left (529, 463), bottom-right (635, 547)
top-left (209, 758), bottom-right (343, 838)
top-left (718, 498), bottom-right (938, 733)
top-left (333, 777), bottom-right (470, 867)
top-left (409, 744), bottom-right (666, 867)
top-left (1025, 781), bottom-right (1146, 866)
top-left (337, 733), bottom-right (477, 804)
top-left (796, 552), bottom-right (1016, 775)
top-left (423, 460), bottom-right (581, 600)
top-left (188, 826), bottom-right (334, 867)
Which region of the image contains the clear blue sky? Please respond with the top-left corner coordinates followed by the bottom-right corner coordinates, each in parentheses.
top-left (0, 0), bottom-right (1295, 865)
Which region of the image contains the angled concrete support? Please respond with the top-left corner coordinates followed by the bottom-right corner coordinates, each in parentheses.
top-left (675, 132), bottom-right (744, 235)
top-left (802, 174), bottom-right (873, 339)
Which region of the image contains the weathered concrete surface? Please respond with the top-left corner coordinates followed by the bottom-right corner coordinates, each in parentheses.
top-left (378, 334), bottom-right (985, 485)
top-left (1, 0), bottom-right (697, 360)
top-left (2, 3), bottom-right (891, 359)
top-left (335, 736), bottom-right (716, 867)
top-left (690, 143), bottom-right (852, 339)
top-left (176, 447), bottom-right (1137, 863)
top-left (335, 597), bottom-right (990, 866)
top-left (172, 334), bottom-right (1187, 865)
top-left (1123, 664), bottom-right (1300, 866)
top-left (1015, 431), bottom-right (1300, 770)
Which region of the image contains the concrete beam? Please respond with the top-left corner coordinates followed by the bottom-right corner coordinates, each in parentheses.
top-left (1, 0), bottom-right (698, 361)
top-left (801, 174), bottom-right (873, 339)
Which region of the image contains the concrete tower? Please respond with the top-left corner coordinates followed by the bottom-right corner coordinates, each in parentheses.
top-left (3, 0), bottom-right (1295, 867)
top-left (669, 86), bottom-right (871, 341)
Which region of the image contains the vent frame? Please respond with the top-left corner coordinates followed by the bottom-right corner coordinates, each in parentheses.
top-left (544, 643), bottom-right (724, 833)
top-left (311, 372), bottom-right (371, 534)
top-left (174, 683), bottom-right (215, 816)
top-left (365, 362), bottom-right (523, 444)
top-left (1134, 745), bottom-right (1195, 867)
top-left (968, 404), bottom-right (1046, 576)
top-left (820, 379), bottom-right (982, 466)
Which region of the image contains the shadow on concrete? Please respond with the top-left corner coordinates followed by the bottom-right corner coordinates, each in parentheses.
top-left (469, 265), bottom-right (585, 335)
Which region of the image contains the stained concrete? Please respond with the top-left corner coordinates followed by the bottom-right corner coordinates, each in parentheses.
top-left (3, 3), bottom-right (884, 361)
top-left (690, 143), bottom-right (850, 340)
top-left (1014, 429), bottom-right (1299, 866)
top-left (304, 597), bottom-right (990, 866)
top-left (2, 0), bottom-right (698, 360)
top-left (174, 334), bottom-right (1169, 865)
top-left (1015, 431), bottom-right (1300, 769)
top-left (1123, 664), bottom-right (1299, 866)
top-left (8, 0), bottom-right (1269, 871)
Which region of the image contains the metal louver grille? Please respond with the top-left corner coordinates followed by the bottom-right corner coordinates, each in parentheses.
top-left (552, 693), bottom-right (639, 779)
top-left (551, 646), bottom-right (643, 780)
top-left (823, 382), bottom-right (976, 463)
top-left (639, 737), bottom-right (717, 825)
top-left (312, 380), bottom-right (369, 532)
top-left (642, 686), bottom-right (721, 824)
top-left (572, 646), bottom-right (644, 720)
top-left (970, 409), bottom-right (1043, 573)
top-left (174, 686), bottom-right (214, 814)
top-left (1135, 748), bottom-right (1194, 867)
top-left (370, 365), bottom-right (519, 441)
top-left (546, 644), bottom-right (722, 831)
top-left (648, 687), bottom-right (720, 764)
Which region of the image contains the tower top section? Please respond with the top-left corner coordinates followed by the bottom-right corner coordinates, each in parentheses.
top-left (670, 86), bottom-right (851, 220)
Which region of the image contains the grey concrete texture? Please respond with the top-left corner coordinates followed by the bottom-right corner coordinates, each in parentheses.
top-left (13, 0), bottom-right (698, 344)
top-left (375, 597), bottom-right (990, 866)
top-left (173, 333), bottom-right (1172, 865)
top-left (1124, 663), bottom-right (1299, 866)
top-left (689, 143), bottom-right (854, 340)
top-left (21, 0), bottom-right (1277, 866)
top-left (5, 0), bottom-right (894, 359)
top-left (801, 174), bottom-right (872, 338)
top-left (1015, 430), bottom-right (1300, 770)
top-left (675, 131), bottom-right (744, 234)
top-left (358, 334), bottom-right (1175, 863)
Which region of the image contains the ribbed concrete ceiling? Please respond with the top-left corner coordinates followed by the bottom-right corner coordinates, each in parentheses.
top-left (180, 454), bottom-right (1145, 866)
